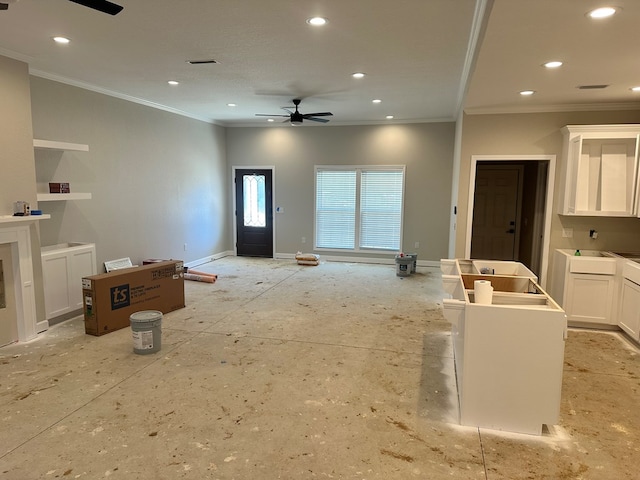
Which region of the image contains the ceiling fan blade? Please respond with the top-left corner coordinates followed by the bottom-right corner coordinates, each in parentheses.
top-left (303, 112), bottom-right (333, 117)
top-left (255, 114), bottom-right (289, 117)
top-left (68, 0), bottom-right (124, 15)
top-left (306, 117), bottom-right (330, 123)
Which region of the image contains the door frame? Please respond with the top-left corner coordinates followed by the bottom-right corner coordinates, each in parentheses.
top-left (232, 166), bottom-right (276, 257)
top-left (465, 155), bottom-right (556, 288)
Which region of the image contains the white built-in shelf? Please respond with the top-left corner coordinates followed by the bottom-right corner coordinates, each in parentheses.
top-left (0, 214), bottom-right (51, 224)
top-left (37, 193), bottom-right (92, 202)
top-left (33, 139), bottom-right (89, 152)
top-left (33, 139), bottom-right (92, 205)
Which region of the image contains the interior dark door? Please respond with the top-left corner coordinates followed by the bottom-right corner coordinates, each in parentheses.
top-left (235, 169), bottom-right (273, 257)
top-left (471, 165), bottom-right (521, 260)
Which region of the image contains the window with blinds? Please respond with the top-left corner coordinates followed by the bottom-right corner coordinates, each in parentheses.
top-left (315, 166), bottom-right (405, 251)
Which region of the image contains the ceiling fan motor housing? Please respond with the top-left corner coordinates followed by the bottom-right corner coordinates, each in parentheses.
top-left (291, 111), bottom-right (304, 124)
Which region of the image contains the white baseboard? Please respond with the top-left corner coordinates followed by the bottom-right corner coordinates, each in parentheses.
top-left (190, 251), bottom-right (440, 269)
top-left (275, 252), bottom-right (440, 268)
top-left (185, 250), bottom-right (233, 268)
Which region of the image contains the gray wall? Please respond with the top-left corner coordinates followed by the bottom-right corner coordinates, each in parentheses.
top-left (29, 76), bottom-right (230, 269)
top-left (226, 123), bottom-right (455, 262)
top-left (0, 56), bottom-right (37, 213)
top-left (0, 56), bottom-right (45, 321)
top-left (457, 110), bottom-right (640, 282)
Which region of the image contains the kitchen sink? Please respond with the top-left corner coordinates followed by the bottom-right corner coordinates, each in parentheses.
top-left (575, 250), bottom-right (607, 257)
top-left (556, 249), bottom-right (617, 275)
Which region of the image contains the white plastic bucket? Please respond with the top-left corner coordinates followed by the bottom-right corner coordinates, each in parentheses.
top-left (395, 256), bottom-right (413, 277)
top-left (406, 253), bottom-right (418, 273)
top-left (130, 310), bottom-right (163, 354)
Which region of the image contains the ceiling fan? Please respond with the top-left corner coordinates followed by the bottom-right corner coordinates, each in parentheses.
top-left (0, 0), bottom-right (124, 15)
top-left (256, 99), bottom-right (333, 125)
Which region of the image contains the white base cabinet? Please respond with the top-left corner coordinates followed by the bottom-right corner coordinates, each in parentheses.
top-left (441, 259), bottom-right (567, 435)
top-left (549, 249), bottom-right (617, 326)
top-left (41, 243), bottom-right (97, 321)
top-left (619, 261), bottom-right (640, 341)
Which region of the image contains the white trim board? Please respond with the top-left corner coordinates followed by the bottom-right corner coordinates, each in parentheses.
top-left (275, 252), bottom-right (440, 268)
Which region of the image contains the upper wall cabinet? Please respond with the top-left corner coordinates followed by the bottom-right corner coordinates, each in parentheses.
top-left (558, 125), bottom-right (640, 217)
top-left (33, 139), bottom-right (92, 202)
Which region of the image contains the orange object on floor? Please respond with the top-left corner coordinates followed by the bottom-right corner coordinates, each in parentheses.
top-left (186, 269), bottom-right (218, 279)
top-left (184, 273), bottom-right (216, 283)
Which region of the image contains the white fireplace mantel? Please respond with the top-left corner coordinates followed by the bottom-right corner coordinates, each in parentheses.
top-left (1, 215), bottom-right (50, 342)
top-left (1, 215), bottom-right (51, 225)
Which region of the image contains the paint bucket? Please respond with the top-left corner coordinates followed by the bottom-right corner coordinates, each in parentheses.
top-left (395, 255), bottom-right (413, 277)
top-left (406, 253), bottom-right (418, 273)
top-left (130, 310), bottom-right (163, 354)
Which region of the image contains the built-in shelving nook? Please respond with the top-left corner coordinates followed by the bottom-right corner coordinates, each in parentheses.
top-left (33, 139), bottom-right (92, 202)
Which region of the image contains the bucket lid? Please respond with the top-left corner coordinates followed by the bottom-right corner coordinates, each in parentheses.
top-left (130, 310), bottom-right (163, 322)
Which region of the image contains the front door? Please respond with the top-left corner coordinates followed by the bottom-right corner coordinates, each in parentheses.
top-left (471, 165), bottom-right (522, 260)
top-left (235, 169), bottom-right (273, 257)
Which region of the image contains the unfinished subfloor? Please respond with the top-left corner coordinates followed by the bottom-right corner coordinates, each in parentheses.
top-left (1, 257), bottom-right (638, 479)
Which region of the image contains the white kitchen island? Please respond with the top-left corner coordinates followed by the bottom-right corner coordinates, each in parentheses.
top-left (441, 259), bottom-right (567, 435)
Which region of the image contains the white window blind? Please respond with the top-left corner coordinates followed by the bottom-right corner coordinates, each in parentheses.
top-left (360, 170), bottom-right (403, 250)
top-left (315, 170), bottom-right (356, 249)
top-left (315, 166), bottom-right (404, 251)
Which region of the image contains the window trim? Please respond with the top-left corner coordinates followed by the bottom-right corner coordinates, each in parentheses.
top-left (314, 165), bottom-right (406, 254)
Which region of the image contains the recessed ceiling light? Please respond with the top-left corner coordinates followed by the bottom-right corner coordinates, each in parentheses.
top-left (543, 61), bottom-right (563, 68)
top-left (267, 118), bottom-right (275, 122)
top-left (588, 7), bottom-right (618, 18)
top-left (372, 99), bottom-right (382, 104)
top-left (307, 17), bottom-right (328, 26)
top-left (227, 103), bottom-right (237, 107)
top-left (53, 36), bottom-right (70, 44)
top-left (519, 90), bottom-right (535, 96)
top-left (385, 115), bottom-right (394, 119)
top-left (167, 80), bottom-right (179, 86)
top-left (630, 86), bottom-right (640, 92)
top-left (352, 72), bottom-right (366, 79)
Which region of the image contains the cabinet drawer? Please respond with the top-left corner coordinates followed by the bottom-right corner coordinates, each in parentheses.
top-left (569, 257), bottom-right (616, 275)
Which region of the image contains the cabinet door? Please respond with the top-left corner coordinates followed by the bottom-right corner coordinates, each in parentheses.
top-left (619, 280), bottom-right (640, 340)
top-left (42, 253), bottom-right (72, 320)
top-left (565, 273), bottom-right (615, 324)
top-left (69, 248), bottom-right (97, 309)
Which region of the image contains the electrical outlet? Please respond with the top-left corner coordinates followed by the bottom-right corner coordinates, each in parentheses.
top-left (414, 242), bottom-right (420, 248)
top-left (301, 237), bottom-right (306, 244)
top-left (183, 243), bottom-right (187, 251)
top-left (562, 228), bottom-right (573, 238)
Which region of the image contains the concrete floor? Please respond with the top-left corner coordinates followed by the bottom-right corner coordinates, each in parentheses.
top-left (0, 257), bottom-right (638, 479)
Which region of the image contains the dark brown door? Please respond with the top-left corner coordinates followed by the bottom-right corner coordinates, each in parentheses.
top-left (235, 169), bottom-right (273, 257)
top-left (471, 165), bottom-right (522, 260)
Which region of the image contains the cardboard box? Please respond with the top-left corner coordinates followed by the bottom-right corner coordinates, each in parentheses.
top-left (49, 182), bottom-right (71, 193)
top-left (82, 260), bottom-right (185, 336)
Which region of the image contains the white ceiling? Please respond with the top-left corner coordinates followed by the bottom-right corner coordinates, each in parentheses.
top-left (0, 0), bottom-right (639, 127)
